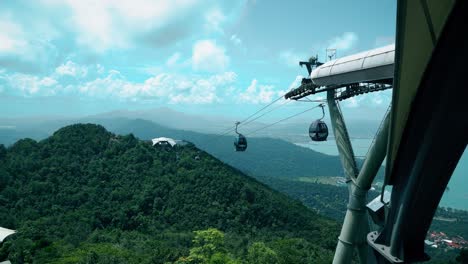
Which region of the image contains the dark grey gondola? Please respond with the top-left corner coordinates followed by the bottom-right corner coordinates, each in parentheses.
top-left (309, 120), bottom-right (328, 141)
top-left (234, 134), bottom-right (247, 151)
top-left (309, 104), bottom-right (329, 142)
top-left (234, 122), bottom-right (247, 151)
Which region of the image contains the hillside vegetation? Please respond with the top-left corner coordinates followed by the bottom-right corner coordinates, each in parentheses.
top-left (93, 118), bottom-right (346, 179)
top-left (0, 124), bottom-right (339, 263)
top-left (0, 118), bottom-right (346, 179)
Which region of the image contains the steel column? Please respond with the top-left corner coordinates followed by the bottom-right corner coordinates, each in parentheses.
top-left (329, 89), bottom-right (391, 264)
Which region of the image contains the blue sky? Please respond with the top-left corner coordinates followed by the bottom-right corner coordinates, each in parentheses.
top-left (0, 0), bottom-right (396, 121)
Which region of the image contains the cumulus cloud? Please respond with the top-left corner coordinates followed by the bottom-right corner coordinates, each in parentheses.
top-left (230, 34), bottom-right (242, 46)
top-left (288, 75), bottom-right (304, 90)
top-left (55, 61), bottom-right (88, 78)
top-left (328, 32), bottom-right (358, 51)
top-left (0, 15), bottom-right (60, 73)
top-left (279, 50), bottom-right (306, 68)
top-left (239, 79), bottom-right (283, 104)
top-left (46, 0), bottom-right (206, 52)
top-left (0, 73), bottom-right (58, 96)
top-left (78, 71), bottom-right (237, 104)
top-left (372, 94), bottom-right (383, 105)
top-left (0, 19), bottom-right (27, 54)
top-left (192, 40), bottom-right (230, 72)
top-left (204, 8), bottom-right (226, 33)
top-left (1, 63), bottom-right (237, 104)
top-left (166, 53), bottom-right (182, 67)
top-left (344, 97), bottom-right (360, 108)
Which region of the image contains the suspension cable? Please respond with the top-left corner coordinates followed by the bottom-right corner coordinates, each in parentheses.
top-left (237, 93), bottom-right (286, 125)
top-left (212, 93), bottom-right (289, 138)
top-left (239, 99), bottom-right (291, 128)
top-left (245, 104), bottom-right (323, 136)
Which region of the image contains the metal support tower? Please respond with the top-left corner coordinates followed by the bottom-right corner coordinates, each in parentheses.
top-left (328, 90), bottom-right (391, 264)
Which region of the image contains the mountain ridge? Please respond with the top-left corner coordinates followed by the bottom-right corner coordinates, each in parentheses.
top-left (0, 123), bottom-right (338, 263)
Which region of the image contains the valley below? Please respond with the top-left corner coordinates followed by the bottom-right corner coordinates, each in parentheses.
top-left (0, 119), bottom-right (466, 263)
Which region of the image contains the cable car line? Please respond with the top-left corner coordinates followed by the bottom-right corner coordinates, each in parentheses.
top-left (245, 104), bottom-right (322, 136)
top-left (209, 93), bottom-right (290, 141)
top-left (239, 99), bottom-right (291, 128)
top-left (216, 125), bottom-right (237, 137)
top-left (237, 93), bottom-right (286, 126)
top-left (295, 96), bottom-right (326, 103)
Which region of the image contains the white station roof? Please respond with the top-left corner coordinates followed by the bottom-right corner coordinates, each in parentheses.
top-left (311, 44), bottom-right (395, 86)
top-left (0, 227), bottom-right (15, 243)
top-left (152, 137), bottom-right (177, 147)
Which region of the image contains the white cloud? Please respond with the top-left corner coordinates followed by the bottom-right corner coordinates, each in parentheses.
top-left (372, 95), bottom-right (383, 105)
top-left (204, 8), bottom-right (226, 33)
top-left (55, 60), bottom-right (88, 78)
top-left (192, 39), bottom-right (230, 72)
top-left (80, 71), bottom-right (236, 104)
top-left (328, 32), bottom-right (358, 51)
top-left (179, 72), bottom-right (236, 104)
top-left (64, 1), bottom-right (124, 52)
top-left (166, 52), bottom-right (181, 67)
top-left (279, 50), bottom-right (306, 68)
top-left (230, 34), bottom-right (242, 46)
top-left (2, 74), bottom-right (58, 95)
top-left (41, 77), bottom-right (58, 87)
top-left (0, 14), bottom-right (62, 73)
top-left (2, 67), bottom-right (237, 104)
top-left (43, 0), bottom-right (205, 52)
top-left (96, 64), bottom-right (105, 75)
top-left (239, 79), bottom-right (282, 104)
top-left (0, 19), bottom-right (27, 54)
top-left (288, 75), bottom-right (304, 90)
top-left (343, 97), bottom-right (360, 108)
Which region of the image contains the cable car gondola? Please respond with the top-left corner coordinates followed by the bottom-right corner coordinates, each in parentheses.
top-left (309, 104), bottom-right (328, 141)
top-left (234, 122), bottom-right (247, 151)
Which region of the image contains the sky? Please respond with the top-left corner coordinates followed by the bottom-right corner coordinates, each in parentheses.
top-left (0, 0), bottom-right (396, 122)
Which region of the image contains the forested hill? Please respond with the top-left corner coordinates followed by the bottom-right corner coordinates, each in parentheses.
top-left (92, 118), bottom-right (346, 178)
top-left (0, 117), bottom-right (345, 179)
top-left (0, 124), bottom-right (339, 263)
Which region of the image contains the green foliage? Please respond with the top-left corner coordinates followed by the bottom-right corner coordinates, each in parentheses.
top-left (190, 229), bottom-right (226, 260)
top-left (85, 118), bottom-right (347, 179)
top-left (177, 229), bottom-right (239, 264)
top-left (0, 124), bottom-right (339, 263)
top-left (247, 242), bottom-right (279, 264)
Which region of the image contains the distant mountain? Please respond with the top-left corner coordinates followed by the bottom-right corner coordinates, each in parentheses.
top-left (0, 127), bottom-right (49, 146)
top-left (0, 118), bottom-right (346, 179)
top-left (89, 118), bottom-right (346, 179)
top-left (0, 124), bottom-right (338, 263)
top-left (89, 107), bottom-right (235, 134)
top-left (0, 107), bottom-right (384, 144)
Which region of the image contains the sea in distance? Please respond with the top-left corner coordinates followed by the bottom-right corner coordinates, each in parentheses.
top-left (296, 139), bottom-right (468, 211)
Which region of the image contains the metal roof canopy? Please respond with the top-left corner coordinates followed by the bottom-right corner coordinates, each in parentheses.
top-left (284, 45), bottom-right (394, 101)
top-left (151, 137), bottom-right (177, 147)
top-left (0, 227), bottom-right (15, 243)
top-left (311, 44), bottom-right (395, 87)
top-left (370, 0), bottom-right (468, 262)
